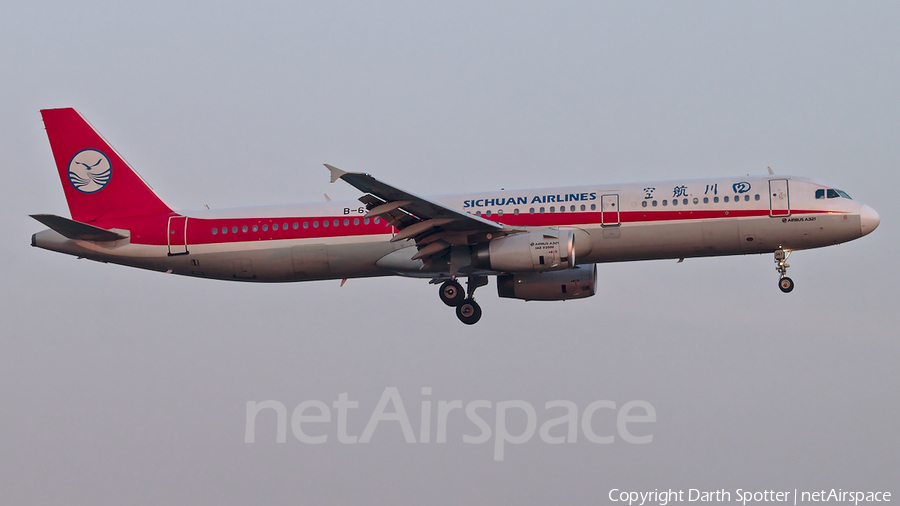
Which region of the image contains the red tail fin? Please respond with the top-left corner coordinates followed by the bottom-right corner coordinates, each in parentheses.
top-left (41, 108), bottom-right (172, 222)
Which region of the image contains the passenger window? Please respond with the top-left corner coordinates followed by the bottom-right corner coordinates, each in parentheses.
top-left (755, 194), bottom-right (760, 201)
top-left (303, 222), bottom-right (309, 229)
top-left (323, 220), bottom-right (329, 227)
top-left (222, 227), bottom-right (228, 234)
top-left (662, 200), bottom-right (668, 206)
top-left (580, 204), bottom-right (585, 211)
top-left (293, 223), bottom-right (299, 229)
top-left (485, 210), bottom-right (491, 217)
top-left (497, 210), bottom-right (503, 216)
top-left (815, 189), bottom-right (825, 199)
top-left (672, 199), bottom-right (678, 206)
top-left (272, 224), bottom-right (278, 231)
top-left (252, 225), bottom-right (258, 232)
top-left (540, 207), bottom-right (545, 213)
top-left (282, 223), bottom-right (288, 230)
top-left (475, 211), bottom-right (481, 216)
top-left (703, 197), bottom-right (709, 204)
top-left (313, 221), bottom-right (319, 228)
top-left (374, 217), bottom-right (380, 224)
top-left (744, 195), bottom-right (750, 201)
top-left (723, 196), bottom-right (729, 203)
top-left (354, 218), bottom-right (360, 225)
top-left (529, 208), bottom-right (535, 214)
top-left (242, 226), bottom-right (248, 233)
top-left (693, 198), bottom-right (699, 204)
top-left (514, 209), bottom-right (519, 215)
top-left (642, 201), bottom-right (648, 208)
top-left (652, 200), bottom-right (658, 207)
top-left (232, 226), bottom-right (238, 233)
top-left (591, 204), bottom-right (596, 211)
top-left (344, 219), bottom-right (349, 226)
top-left (570, 205), bottom-right (575, 212)
top-left (559, 206), bottom-right (565, 213)
top-left (262, 224), bottom-right (268, 231)
top-left (550, 206), bottom-right (556, 213)
top-left (364, 218), bottom-right (370, 225)
top-left (212, 228), bottom-right (218, 235)
top-left (334, 220), bottom-right (339, 227)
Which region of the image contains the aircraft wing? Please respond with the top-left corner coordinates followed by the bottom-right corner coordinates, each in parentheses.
top-left (326, 164), bottom-right (513, 267)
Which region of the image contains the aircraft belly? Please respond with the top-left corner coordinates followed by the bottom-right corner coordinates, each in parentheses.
top-left (583, 221), bottom-right (709, 262)
top-left (742, 213), bottom-right (862, 251)
top-left (321, 241), bottom-right (396, 279)
top-left (700, 219), bottom-right (741, 255)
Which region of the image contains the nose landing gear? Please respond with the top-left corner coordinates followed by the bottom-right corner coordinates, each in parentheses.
top-left (775, 249), bottom-right (794, 293)
top-left (438, 275), bottom-right (487, 324)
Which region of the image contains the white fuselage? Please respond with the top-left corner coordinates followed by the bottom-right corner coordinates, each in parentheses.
top-left (33, 175), bottom-right (879, 283)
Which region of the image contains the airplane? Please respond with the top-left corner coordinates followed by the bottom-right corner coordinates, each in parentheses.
top-left (31, 108), bottom-right (880, 325)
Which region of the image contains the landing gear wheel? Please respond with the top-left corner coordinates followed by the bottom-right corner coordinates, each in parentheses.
top-left (439, 280), bottom-right (465, 307)
top-left (456, 298), bottom-right (482, 325)
top-left (779, 277), bottom-right (794, 293)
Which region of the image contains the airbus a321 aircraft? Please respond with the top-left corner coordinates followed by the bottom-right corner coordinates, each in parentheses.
top-left (32, 108), bottom-right (880, 324)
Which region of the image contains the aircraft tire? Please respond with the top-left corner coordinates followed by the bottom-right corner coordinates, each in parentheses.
top-left (779, 277), bottom-right (794, 293)
top-left (440, 280), bottom-right (466, 306)
top-left (456, 298), bottom-right (482, 325)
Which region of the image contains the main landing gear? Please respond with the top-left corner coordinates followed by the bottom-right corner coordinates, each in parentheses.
top-left (775, 248), bottom-right (794, 293)
top-left (439, 275), bottom-right (488, 325)
top-left (439, 279), bottom-right (465, 306)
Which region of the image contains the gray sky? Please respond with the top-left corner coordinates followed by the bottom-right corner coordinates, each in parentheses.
top-left (1, 1), bottom-right (897, 504)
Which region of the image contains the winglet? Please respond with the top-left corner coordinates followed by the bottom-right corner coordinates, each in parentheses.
top-left (325, 164), bottom-right (347, 183)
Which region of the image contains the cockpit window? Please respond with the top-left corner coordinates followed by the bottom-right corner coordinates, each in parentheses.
top-left (816, 188), bottom-right (852, 199)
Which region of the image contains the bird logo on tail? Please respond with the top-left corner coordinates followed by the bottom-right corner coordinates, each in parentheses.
top-left (67, 149), bottom-right (112, 193)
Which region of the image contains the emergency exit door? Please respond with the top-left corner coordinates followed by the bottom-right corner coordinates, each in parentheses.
top-left (167, 216), bottom-right (189, 255)
top-left (601, 194), bottom-right (620, 226)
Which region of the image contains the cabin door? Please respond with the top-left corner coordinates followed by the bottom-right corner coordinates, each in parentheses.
top-left (769, 179), bottom-right (790, 217)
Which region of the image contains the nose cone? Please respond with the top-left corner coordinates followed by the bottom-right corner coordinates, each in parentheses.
top-left (860, 204), bottom-right (880, 236)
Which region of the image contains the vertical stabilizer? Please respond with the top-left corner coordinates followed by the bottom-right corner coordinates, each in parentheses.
top-left (41, 108), bottom-right (172, 222)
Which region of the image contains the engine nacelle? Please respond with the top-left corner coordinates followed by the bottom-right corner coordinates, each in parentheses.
top-left (496, 264), bottom-right (597, 301)
top-left (473, 229), bottom-right (575, 272)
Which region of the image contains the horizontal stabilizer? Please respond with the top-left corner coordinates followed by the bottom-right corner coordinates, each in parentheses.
top-left (30, 214), bottom-right (128, 242)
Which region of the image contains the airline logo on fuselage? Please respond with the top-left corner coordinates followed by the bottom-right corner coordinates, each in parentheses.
top-left (68, 149), bottom-right (112, 193)
top-left (464, 192), bottom-right (597, 209)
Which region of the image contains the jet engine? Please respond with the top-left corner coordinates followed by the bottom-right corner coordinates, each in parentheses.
top-left (496, 264), bottom-right (597, 301)
top-left (473, 229), bottom-right (575, 272)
